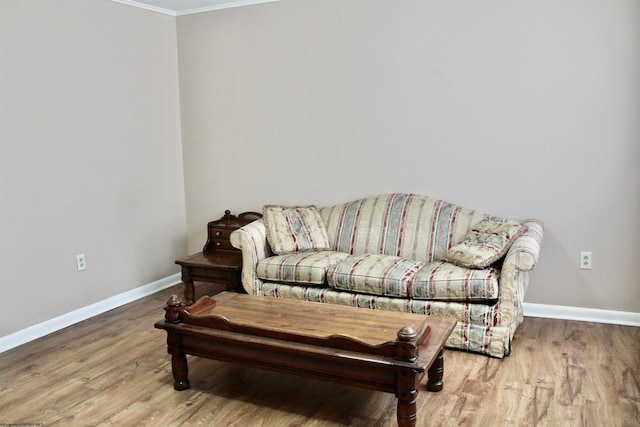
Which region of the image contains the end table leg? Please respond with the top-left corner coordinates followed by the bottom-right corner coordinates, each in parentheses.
top-left (427, 347), bottom-right (445, 392)
top-left (183, 280), bottom-right (195, 306)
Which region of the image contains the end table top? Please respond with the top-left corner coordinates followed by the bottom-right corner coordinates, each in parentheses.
top-left (175, 251), bottom-right (242, 269)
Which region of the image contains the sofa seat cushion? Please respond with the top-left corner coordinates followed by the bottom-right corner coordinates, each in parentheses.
top-left (409, 261), bottom-right (500, 301)
top-left (327, 254), bottom-right (425, 298)
top-left (257, 251), bottom-right (349, 285)
top-left (326, 254), bottom-right (499, 302)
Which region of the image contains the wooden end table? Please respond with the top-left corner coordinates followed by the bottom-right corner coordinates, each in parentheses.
top-left (175, 211), bottom-right (261, 304)
top-left (155, 292), bottom-right (456, 427)
top-left (174, 251), bottom-right (243, 304)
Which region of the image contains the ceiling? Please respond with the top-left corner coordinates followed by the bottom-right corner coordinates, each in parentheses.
top-left (110, 0), bottom-right (279, 16)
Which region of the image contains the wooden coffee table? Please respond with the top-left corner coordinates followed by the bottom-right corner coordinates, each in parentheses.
top-left (155, 292), bottom-right (456, 427)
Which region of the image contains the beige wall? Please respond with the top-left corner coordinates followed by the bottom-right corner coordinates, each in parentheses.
top-left (0, 0), bottom-right (186, 336)
top-left (1, 0), bottom-right (637, 342)
top-left (177, 0), bottom-right (640, 312)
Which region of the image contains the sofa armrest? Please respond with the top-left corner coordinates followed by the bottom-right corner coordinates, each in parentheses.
top-left (230, 219), bottom-right (272, 295)
top-left (495, 219), bottom-right (543, 335)
top-left (503, 219), bottom-right (544, 272)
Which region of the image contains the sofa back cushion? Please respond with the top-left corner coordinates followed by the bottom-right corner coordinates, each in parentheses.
top-left (320, 193), bottom-right (487, 263)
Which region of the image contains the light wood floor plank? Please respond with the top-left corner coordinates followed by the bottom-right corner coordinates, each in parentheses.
top-left (1, 282), bottom-right (638, 426)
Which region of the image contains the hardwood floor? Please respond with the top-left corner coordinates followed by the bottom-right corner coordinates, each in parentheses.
top-left (1, 283), bottom-right (638, 426)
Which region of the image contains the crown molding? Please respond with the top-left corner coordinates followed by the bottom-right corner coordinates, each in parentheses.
top-left (110, 0), bottom-right (280, 16)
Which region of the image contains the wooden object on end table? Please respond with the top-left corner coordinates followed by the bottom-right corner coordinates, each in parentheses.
top-left (175, 210), bottom-right (261, 305)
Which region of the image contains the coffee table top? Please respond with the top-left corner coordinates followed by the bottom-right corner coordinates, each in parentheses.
top-left (164, 292), bottom-right (454, 362)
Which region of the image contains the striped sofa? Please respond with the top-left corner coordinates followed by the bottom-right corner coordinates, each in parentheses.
top-left (230, 193), bottom-right (543, 358)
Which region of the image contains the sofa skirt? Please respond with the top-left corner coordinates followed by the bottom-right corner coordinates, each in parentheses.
top-left (259, 282), bottom-right (518, 358)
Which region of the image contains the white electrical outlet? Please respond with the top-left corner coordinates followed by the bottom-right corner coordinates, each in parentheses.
top-left (580, 252), bottom-right (592, 270)
top-left (76, 253), bottom-right (87, 271)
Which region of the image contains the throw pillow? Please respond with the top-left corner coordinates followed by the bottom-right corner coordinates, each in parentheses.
top-left (441, 218), bottom-right (526, 269)
top-left (263, 205), bottom-right (330, 254)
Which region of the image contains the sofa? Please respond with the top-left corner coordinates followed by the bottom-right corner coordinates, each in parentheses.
top-left (230, 193), bottom-right (543, 358)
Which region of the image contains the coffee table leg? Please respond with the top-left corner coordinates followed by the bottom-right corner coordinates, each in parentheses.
top-left (167, 332), bottom-right (190, 390)
top-left (396, 369), bottom-right (418, 427)
top-left (172, 353), bottom-right (190, 390)
top-left (427, 347), bottom-right (445, 392)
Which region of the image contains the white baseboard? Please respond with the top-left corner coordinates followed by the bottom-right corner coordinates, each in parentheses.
top-left (2, 286), bottom-right (637, 354)
top-left (0, 273), bottom-right (181, 354)
top-left (524, 302), bottom-right (640, 327)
